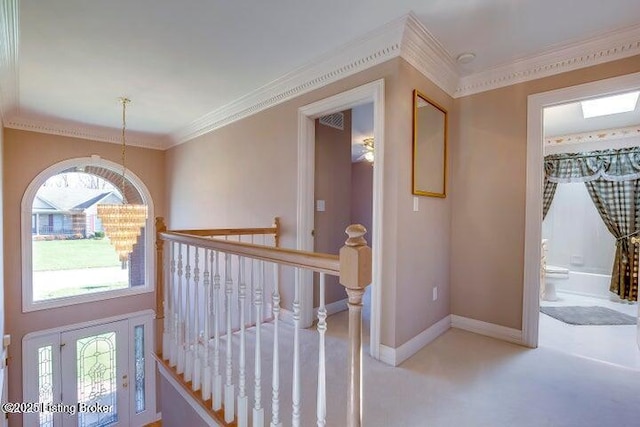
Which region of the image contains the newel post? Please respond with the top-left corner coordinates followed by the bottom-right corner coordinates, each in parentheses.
top-left (339, 224), bottom-right (372, 427)
top-left (155, 217), bottom-right (167, 356)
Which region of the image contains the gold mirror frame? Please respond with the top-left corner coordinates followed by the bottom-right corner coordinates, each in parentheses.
top-left (412, 89), bottom-right (448, 197)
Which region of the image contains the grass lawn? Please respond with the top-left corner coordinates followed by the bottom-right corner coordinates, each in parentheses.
top-left (33, 238), bottom-right (121, 271)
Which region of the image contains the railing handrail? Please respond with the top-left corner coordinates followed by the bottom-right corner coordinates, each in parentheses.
top-left (170, 217), bottom-right (281, 246)
top-left (159, 230), bottom-right (340, 276)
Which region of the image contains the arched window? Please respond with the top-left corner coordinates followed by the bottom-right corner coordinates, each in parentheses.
top-left (22, 156), bottom-right (155, 312)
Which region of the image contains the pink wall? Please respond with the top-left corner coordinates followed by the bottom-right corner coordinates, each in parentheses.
top-left (450, 55), bottom-right (640, 329)
top-left (166, 58), bottom-right (454, 348)
top-left (314, 111), bottom-right (352, 306)
top-left (2, 129), bottom-right (165, 426)
top-left (350, 162), bottom-right (373, 242)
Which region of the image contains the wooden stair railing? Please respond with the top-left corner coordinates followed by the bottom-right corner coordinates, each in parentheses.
top-left (155, 217), bottom-right (371, 427)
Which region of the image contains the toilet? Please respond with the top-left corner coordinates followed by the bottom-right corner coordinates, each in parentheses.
top-left (542, 265), bottom-right (569, 301)
top-left (540, 239), bottom-right (570, 301)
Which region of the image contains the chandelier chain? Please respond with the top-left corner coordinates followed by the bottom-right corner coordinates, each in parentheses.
top-left (119, 97), bottom-right (130, 203)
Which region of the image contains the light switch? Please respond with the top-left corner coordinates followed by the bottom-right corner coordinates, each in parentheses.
top-left (316, 200), bottom-right (326, 212)
top-left (413, 197), bottom-right (419, 212)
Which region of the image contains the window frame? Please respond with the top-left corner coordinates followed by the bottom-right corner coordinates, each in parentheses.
top-left (21, 155), bottom-right (155, 313)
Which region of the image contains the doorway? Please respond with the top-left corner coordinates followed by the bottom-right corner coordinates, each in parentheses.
top-left (523, 72), bottom-right (640, 361)
top-left (22, 311), bottom-right (156, 427)
top-left (297, 79), bottom-right (384, 360)
top-left (313, 104), bottom-right (375, 329)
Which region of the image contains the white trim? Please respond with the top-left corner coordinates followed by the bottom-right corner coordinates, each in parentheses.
top-left (400, 13), bottom-right (459, 96)
top-left (451, 315), bottom-right (523, 345)
top-left (21, 156), bottom-right (156, 313)
top-left (457, 23), bottom-right (640, 98)
top-left (3, 12), bottom-right (639, 148)
top-left (379, 315), bottom-right (451, 367)
top-left (22, 309), bottom-right (155, 341)
top-left (4, 116), bottom-right (168, 150)
top-left (22, 310), bottom-right (156, 427)
top-left (0, 0), bottom-right (18, 123)
top-left (523, 71), bottom-right (640, 348)
top-left (313, 298), bottom-right (348, 318)
top-left (171, 16), bottom-right (404, 146)
top-left (157, 362), bottom-right (221, 427)
top-left (297, 79), bottom-right (385, 360)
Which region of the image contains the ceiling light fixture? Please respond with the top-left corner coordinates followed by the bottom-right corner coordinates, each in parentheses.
top-left (97, 97), bottom-right (148, 263)
top-left (581, 91), bottom-right (640, 118)
top-left (363, 137), bottom-right (374, 163)
top-left (456, 52), bottom-right (476, 64)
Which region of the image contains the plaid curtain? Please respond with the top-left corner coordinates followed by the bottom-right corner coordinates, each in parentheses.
top-left (585, 178), bottom-right (639, 302)
top-left (545, 147), bottom-right (640, 183)
top-left (542, 175), bottom-right (557, 220)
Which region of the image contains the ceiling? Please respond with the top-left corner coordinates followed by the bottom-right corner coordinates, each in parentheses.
top-left (2, 0), bottom-right (640, 149)
top-left (544, 91), bottom-right (640, 137)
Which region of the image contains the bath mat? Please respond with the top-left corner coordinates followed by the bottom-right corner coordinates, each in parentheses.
top-left (540, 306), bottom-right (637, 326)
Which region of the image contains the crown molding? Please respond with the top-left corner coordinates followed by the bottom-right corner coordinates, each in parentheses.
top-left (5, 115), bottom-right (168, 150)
top-left (545, 124), bottom-right (640, 147)
top-left (4, 6), bottom-right (639, 148)
top-left (0, 0), bottom-right (19, 123)
top-left (169, 14), bottom-right (408, 146)
top-left (400, 13), bottom-right (460, 96)
top-left (456, 23), bottom-right (640, 98)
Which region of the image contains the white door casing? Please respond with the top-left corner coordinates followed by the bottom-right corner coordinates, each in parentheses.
top-left (297, 79), bottom-right (385, 359)
top-left (523, 71), bottom-right (640, 348)
top-left (22, 310), bottom-right (156, 427)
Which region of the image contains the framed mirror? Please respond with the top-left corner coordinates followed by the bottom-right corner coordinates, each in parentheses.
top-left (412, 89), bottom-right (447, 197)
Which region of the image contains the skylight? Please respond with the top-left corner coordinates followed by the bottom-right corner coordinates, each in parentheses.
top-left (580, 91), bottom-right (639, 118)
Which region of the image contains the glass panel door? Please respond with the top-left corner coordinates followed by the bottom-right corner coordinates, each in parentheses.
top-left (60, 320), bottom-right (129, 427)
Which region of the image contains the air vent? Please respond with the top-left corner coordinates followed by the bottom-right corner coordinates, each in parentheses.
top-left (319, 112), bottom-right (344, 130)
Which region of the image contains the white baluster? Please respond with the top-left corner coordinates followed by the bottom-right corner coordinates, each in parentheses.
top-left (237, 257), bottom-right (248, 427)
top-left (163, 240), bottom-right (173, 361)
top-left (292, 271), bottom-right (301, 427)
top-left (249, 236), bottom-right (255, 325)
top-left (192, 248), bottom-right (201, 391)
top-left (213, 251), bottom-right (223, 411)
top-left (271, 263), bottom-right (282, 427)
top-left (253, 260), bottom-right (264, 427)
top-left (176, 244), bottom-right (185, 373)
top-left (170, 242), bottom-right (178, 366)
top-left (316, 273), bottom-right (327, 427)
top-left (184, 246), bottom-right (193, 382)
top-left (202, 249), bottom-right (212, 401)
top-left (224, 253), bottom-right (235, 423)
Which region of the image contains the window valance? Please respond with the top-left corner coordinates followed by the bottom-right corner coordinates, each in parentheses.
top-left (545, 147), bottom-right (640, 183)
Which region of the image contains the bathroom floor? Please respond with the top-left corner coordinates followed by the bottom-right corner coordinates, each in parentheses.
top-left (539, 292), bottom-right (640, 371)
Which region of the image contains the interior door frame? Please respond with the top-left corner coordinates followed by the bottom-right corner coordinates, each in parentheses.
top-left (22, 310), bottom-right (157, 427)
top-left (297, 79), bottom-right (385, 360)
top-left (523, 71), bottom-right (640, 348)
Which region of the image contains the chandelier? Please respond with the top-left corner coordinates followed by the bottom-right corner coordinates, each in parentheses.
top-left (97, 97), bottom-right (148, 262)
top-left (362, 137), bottom-right (374, 162)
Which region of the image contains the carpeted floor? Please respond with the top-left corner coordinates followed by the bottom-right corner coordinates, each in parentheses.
top-left (171, 310), bottom-right (640, 427)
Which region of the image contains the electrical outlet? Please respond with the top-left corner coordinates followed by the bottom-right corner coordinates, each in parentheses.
top-left (432, 286), bottom-right (438, 301)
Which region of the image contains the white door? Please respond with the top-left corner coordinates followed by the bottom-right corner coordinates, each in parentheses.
top-left (60, 320), bottom-right (129, 427)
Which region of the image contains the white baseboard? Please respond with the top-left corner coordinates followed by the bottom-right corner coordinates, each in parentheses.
top-left (313, 298), bottom-right (348, 318)
top-left (450, 315), bottom-right (523, 345)
top-left (157, 361), bottom-right (221, 427)
top-left (379, 315), bottom-right (451, 367)
top-left (280, 308), bottom-right (295, 325)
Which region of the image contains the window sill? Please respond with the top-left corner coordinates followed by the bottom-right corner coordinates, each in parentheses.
top-left (22, 285), bottom-right (154, 313)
